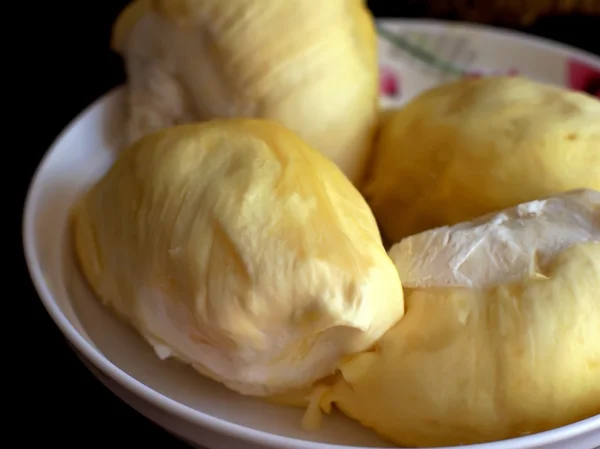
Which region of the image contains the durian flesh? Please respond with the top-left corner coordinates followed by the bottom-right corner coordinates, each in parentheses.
top-left (310, 189), bottom-right (600, 447)
top-left (364, 76), bottom-right (600, 242)
top-left (71, 119), bottom-right (404, 396)
top-left (112, 0), bottom-right (379, 185)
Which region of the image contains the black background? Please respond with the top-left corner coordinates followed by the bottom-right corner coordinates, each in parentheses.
top-left (15, 1), bottom-right (599, 447)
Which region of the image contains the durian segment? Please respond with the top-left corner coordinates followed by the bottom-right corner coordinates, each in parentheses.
top-left (72, 119), bottom-right (404, 396)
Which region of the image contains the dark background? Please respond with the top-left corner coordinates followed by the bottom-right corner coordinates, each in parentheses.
top-left (16, 1), bottom-right (599, 447)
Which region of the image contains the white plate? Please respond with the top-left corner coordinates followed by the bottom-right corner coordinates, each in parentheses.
top-left (376, 20), bottom-right (600, 108)
top-left (23, 20), bottom-right (600, 449)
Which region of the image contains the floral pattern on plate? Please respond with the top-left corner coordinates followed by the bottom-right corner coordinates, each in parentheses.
top-left (376, 22), bottom-right (600, 102)
top-left (568, 59), bottom-right (600, 98)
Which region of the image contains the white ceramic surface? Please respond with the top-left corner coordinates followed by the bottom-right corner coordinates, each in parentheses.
top-left (23, 20), bottom-right (600, 449)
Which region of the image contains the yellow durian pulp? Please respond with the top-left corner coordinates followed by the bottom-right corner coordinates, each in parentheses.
top-left (72, 119), bottom-right (404, 396)
top-left (111, 0), bottom-right (379, 186)
top-left (308, 190), bottom-right (600, 447)
top-left (364, 76), bottom-right (600, 243)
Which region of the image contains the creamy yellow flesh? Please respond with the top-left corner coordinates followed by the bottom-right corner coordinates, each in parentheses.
top-left (306, 190), bottom-right (600, 447)
top-left (364, 76), bottom-right (600, 242)
top-left (111, 0), bottom-right (379, 185)
top-left (72, 119), bottom-right (404, 396)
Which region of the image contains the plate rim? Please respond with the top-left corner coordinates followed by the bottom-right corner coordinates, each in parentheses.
top-left (23, 18), bottom-right (600, 449)
top-left (376, 19), bottom-right (600, 70)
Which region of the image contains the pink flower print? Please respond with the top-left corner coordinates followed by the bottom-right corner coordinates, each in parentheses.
top-left (464, 70), bottom-right (484, 79)
top-left (567, 59), bottom-right (600, 98)
top-left (380, 66), bottom-right (401, 98)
